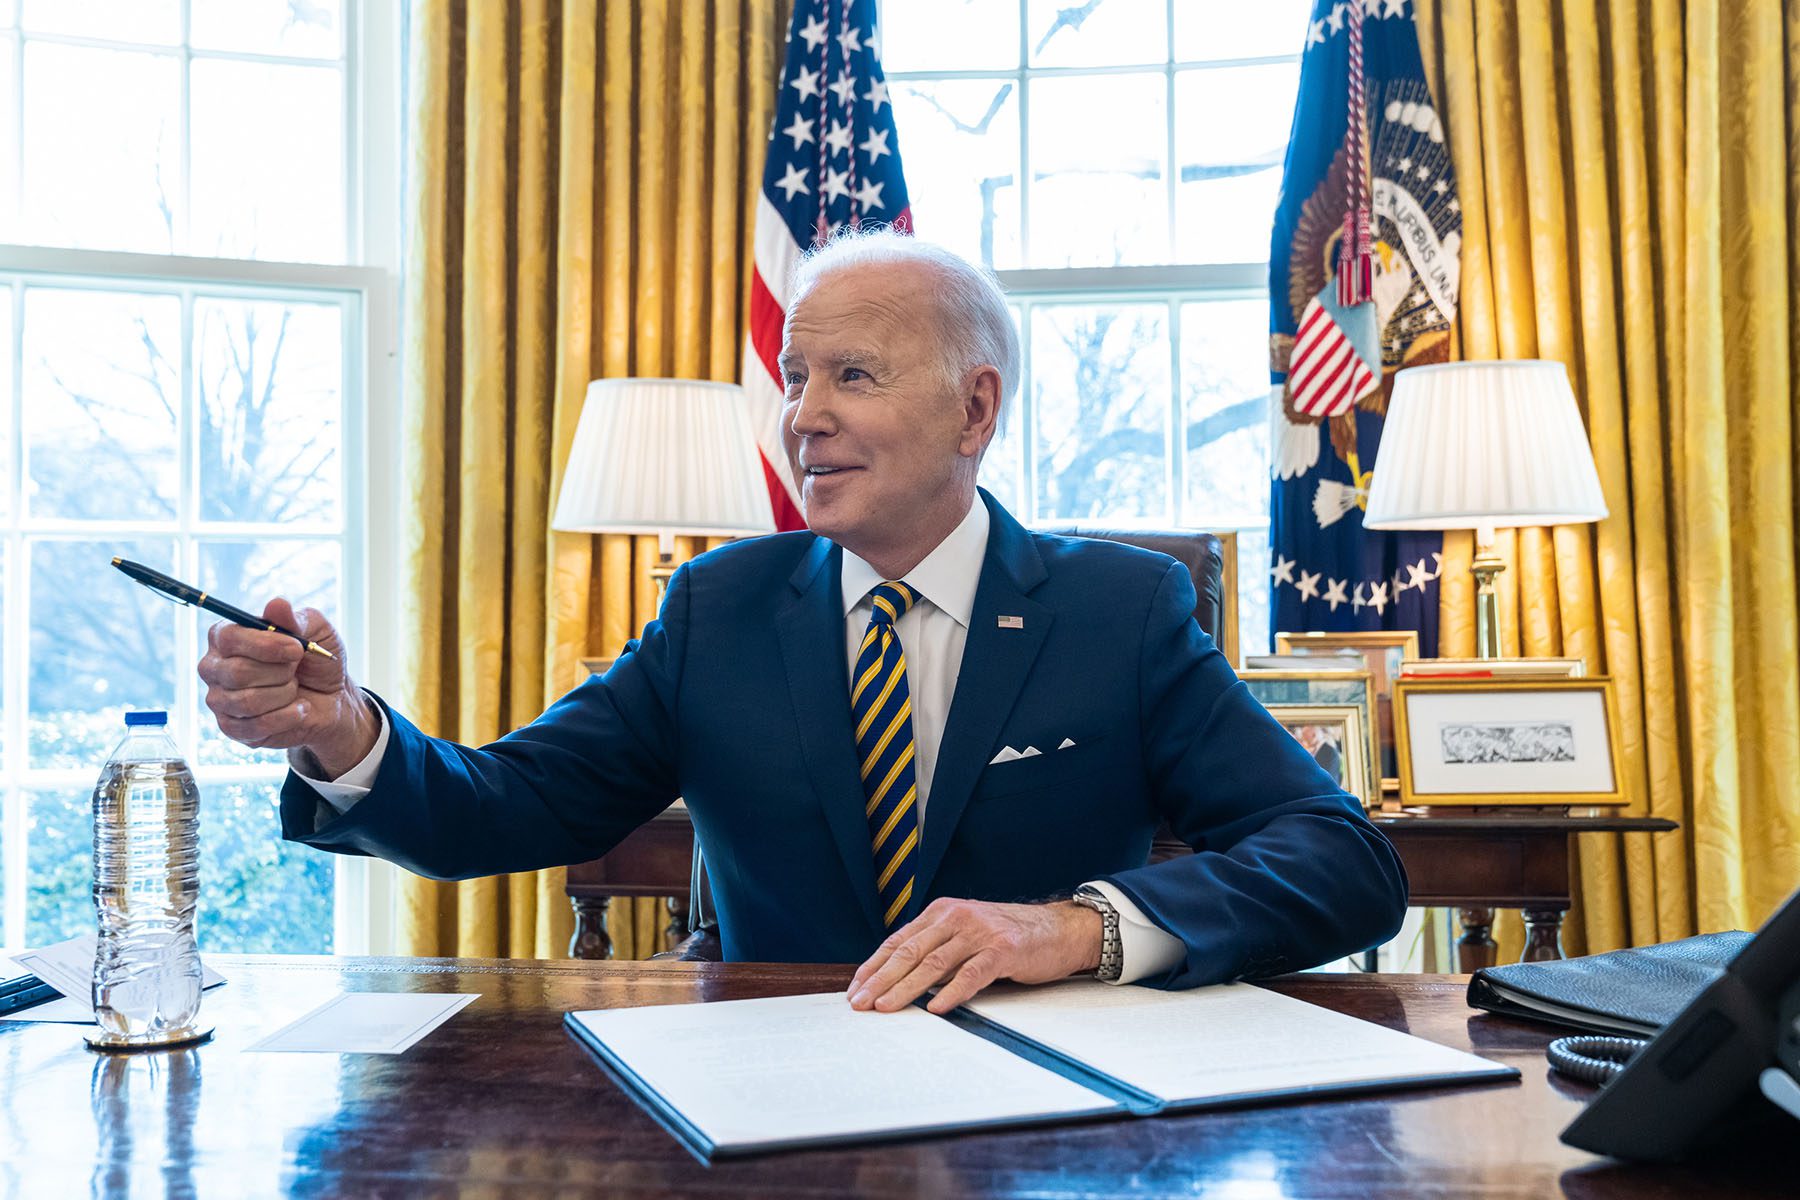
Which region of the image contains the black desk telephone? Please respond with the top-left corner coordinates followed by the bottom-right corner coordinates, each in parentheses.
top-left (1560, 885), bottom-right (1800, 1160)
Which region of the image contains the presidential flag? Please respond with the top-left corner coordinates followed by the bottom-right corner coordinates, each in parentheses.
top-left (743, 0), bottom-right (914, 531)
top-left (1267, 0), bottom-right (1461, 651)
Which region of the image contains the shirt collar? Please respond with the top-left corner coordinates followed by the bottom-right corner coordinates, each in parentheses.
top-left (839, 498), bottom-right (990, 629)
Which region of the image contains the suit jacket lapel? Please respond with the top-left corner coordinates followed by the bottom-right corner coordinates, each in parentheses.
top-left (913, 493), bottom-right (1051, 905)
top-left (775, 535), bottom-right (886, 939)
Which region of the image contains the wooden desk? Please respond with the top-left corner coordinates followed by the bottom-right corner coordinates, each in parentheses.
top-left (567, 809), bottom-right (1681, 969)
top-left (0, 957), bottom-right (1782, 1197)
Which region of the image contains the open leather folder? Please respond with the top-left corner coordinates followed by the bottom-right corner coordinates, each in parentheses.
top-left (565, 979), bottom-right (1516, 1160)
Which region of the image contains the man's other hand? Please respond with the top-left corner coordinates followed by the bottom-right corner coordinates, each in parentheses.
top-left (197, 597), bottom-right (379, 778)
top-left (847, 897), bottom-right (1103, 1015)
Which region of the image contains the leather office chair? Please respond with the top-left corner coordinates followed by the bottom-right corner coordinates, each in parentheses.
top-left (654, 527), bottom-right (1232, 961)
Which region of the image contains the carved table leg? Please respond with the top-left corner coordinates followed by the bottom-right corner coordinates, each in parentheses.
top-left (1457, 907), bottom-right (1498, 973)
top-left (663, 896), bottom-right (688, 950)
top-left (569, 897), bottom-right (612, 960)
top-left (1522, 908), bottom-right (1566, 962)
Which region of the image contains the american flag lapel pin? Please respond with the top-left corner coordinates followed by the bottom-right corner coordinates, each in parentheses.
top-left (997, 615), bottom-right (1024, 630)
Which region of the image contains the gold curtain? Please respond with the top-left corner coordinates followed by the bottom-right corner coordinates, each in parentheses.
top-left (398, 0), bottom-right (789, 959)
top-left (1414, 0), bottom-right (1800, 958)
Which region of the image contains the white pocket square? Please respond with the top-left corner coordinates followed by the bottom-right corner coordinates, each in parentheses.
top-left (1058, 737), bottom-right (1076, 749)
top-left (988, 746), bottom-right (1023, 764)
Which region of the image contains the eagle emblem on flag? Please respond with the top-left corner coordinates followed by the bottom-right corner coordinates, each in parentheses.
top-left (1268, 0), bottom-right (1461, 647)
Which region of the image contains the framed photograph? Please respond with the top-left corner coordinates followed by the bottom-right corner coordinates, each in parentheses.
top-left (1240, 669), bottom-right (1380, 808)
top-left (1392, 677), bottom-right (1625, 806)
top-left (1275, 631), bottom-right (1421, 790)
top-left (1398, 657), bottom-right (1587, 679)
top-left (1268, 704), bottom-right (1375, 808)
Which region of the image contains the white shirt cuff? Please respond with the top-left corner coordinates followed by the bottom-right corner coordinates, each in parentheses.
top-left (291, 698), bottom-right (391, 817)
top-left (1083, 879), bottom-right (1185, 985)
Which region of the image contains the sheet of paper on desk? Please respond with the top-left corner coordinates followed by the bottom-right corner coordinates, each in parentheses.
top-left (962, 979), bottom-right (1517, 1107)
top-left (245, 992), bottom-right (479, 1054)
top-left (2, 934), bottom-right (226, 1023)
top-left (568, 991), bottom-right (1120, 1155)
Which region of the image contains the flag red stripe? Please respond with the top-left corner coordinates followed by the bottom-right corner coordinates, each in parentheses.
top-left (759, 448), bottom-right (805, 531)
top-left (1289, 334), bottom-right (1351, 397)
top-left (1296, 352), bottom-right (1353, 415)
top-left (1290, 303), bottom-right (1330, 360)
top-left (748, 268), bottom-right (785, 388)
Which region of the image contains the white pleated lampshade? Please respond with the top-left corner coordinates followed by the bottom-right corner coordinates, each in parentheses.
top-left (1363, 360), bottom-right (1608, 531)
top-left (550, 378), bottom-right (777, 538)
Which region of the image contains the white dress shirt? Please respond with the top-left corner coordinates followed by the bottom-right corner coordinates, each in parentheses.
top-left (298, 497), bottom-right (1185, 983)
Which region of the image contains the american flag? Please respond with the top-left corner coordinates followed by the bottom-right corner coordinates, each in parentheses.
top-left (742, 0), bottom-right (914, 531)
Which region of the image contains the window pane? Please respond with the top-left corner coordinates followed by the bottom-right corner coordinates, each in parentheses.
top-left (0, 37), bottom-right (16, 240)
top-left (0, 546), bottom-right (7, 773)
top-left (1236, 525), bottom-right (1271, 659)
top-left (0, 286), bottom-right (11, 521)
top-left (23, 287), bottom-right (181, 521)
top-left (881, 0), bottom-right (1018, 72)
top-left (1175, 1), bottom-right (1312, 62)
top-left (191, 0), bottom-right (342, 59)
top-left (26, 786), bottom-right (92, 947)
top-left (1174, 64), bottom-right (1297, 264)
top-left (1032, 303), bottom-right (1169, 519)
top-left (29, 537), bottom-right (179, 769)
top-left (1027, 0), bottom-right (1165, 67)
top-left (1027, 74), bottom-right (1167, 267)
top-left (22, 43), bottom-right (181, 254)
top-left (21, 0), bottom-right (179, 43)
top-left (891, 79), bottom-right (1021, 270)
top-left (1180, 297), bottom-right (1268, 523)
top-left (199, 781), bottom-right (333, 953)
top-left (197, 297), bottom-right (343, 525)
top-left (190, 60), bottom-right (345, 263)
top-left (191, 539), bottom-right (340, 767)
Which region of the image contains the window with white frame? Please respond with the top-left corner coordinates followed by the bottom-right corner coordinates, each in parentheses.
top-left (0, 0), bottom-right (380, 954)
top-left (880, 0), bottom-right (1312, 654)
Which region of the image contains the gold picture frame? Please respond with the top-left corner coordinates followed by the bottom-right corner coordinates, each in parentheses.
top-left (1275, 630), bottom-right (1421, 792)
top-left (1392, 677), bottom-right (1626, 807)
top-left (1265, 703), bottom-right (1376, 808)
top-left (1239, 668), bottom-right (1381, 809)
top-left (1398, 656), bottom-right (1587, 679)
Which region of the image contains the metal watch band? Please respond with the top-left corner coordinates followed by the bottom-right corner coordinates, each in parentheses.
top-left (1073, 889), bottom-right (1124, 982)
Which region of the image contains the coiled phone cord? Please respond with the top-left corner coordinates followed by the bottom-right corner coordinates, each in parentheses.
top-left (1547, 1035), bottom-right (1649, 1085)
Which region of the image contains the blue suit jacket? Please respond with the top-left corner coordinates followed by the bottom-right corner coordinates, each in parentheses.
top-left (283, 493), bottom-right (1407, 986)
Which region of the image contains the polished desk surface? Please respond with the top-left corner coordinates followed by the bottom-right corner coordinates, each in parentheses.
top-left (0, 956), bottom-right (1786, 1198)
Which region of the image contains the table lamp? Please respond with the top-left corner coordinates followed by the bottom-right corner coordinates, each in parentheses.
top-left (551, 377), bottom-right (778, 600)
top-left (1363, 360), bottom-right (1607, 658)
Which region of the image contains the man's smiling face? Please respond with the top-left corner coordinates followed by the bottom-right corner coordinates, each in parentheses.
top-left (778, 260), bottom-right (985, 572)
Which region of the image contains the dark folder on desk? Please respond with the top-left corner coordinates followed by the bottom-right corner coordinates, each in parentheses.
top-left (565, 980), bottom-right (1516, 1160)
top-left (1466, 931), bottom-right (1752, 1036)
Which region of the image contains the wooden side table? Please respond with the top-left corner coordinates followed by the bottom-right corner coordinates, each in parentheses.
top-left (565, 806), bottom-right (1679, 970)
top-left (1372, 811), bottom-right (1678, 970)
top-left (563, 804), bottom-right (695, 958)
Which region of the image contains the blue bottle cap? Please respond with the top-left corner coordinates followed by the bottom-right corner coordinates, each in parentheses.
top-left (124, 711), bottom-right (168, 726)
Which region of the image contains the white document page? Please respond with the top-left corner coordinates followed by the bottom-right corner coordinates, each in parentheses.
top-left (569, 991), bottom-right (1119, 1152)
top-left (3, 934), bottom-right (226, 1023)
top-left (963, 979), bottom-right (1513, 1106)
top-left (245, 992), bottom-right (478, 1054)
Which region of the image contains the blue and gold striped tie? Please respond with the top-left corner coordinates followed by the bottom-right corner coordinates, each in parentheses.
top-left (852, 581), bottom-right (920, 930)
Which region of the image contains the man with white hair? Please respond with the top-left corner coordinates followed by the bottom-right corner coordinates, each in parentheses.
top-left (198, 229), bottom-right (1407, 1013)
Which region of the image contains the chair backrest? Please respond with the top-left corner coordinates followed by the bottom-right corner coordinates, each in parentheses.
top-left (1035, 526), bottom-right (1233, 662)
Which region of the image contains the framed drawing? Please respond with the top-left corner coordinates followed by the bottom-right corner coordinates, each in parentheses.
top-left (1398, 657), bottom-right (1587, 679)
top-left (1275, 630), bottom-right (1421, 791)
top-left (1392, 677), bottom-right (1625, 806)
top-left (1266, 703), bottom-right (1375, 808)
top-left (1240, 669), bottom-right (1380, 809)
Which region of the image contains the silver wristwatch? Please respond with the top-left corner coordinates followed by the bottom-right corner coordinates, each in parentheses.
top-left (1073, 887), bottom-right (1123, 982)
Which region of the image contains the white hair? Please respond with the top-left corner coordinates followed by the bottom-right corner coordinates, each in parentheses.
top-left (792, 227), bottom-right (1020, 435)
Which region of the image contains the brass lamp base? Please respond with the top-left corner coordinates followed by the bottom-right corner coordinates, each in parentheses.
top-left (1471, 524), bottom-right (1505, 660)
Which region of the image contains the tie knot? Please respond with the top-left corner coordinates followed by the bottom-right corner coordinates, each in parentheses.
top-left (868, 581), bottom-right (916, 626)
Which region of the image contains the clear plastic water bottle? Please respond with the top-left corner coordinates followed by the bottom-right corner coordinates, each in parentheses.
top-left (91, 710), bottom-right (203, 1044)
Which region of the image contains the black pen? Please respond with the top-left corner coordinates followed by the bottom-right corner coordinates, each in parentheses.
top-left (111, 557), bottom-right (337, 660)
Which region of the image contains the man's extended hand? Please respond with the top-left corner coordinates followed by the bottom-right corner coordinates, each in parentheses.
top-left (847, 897), bottom-right (1102, 1015)
top-left (197, 597), bottom-right (379, 778)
